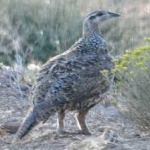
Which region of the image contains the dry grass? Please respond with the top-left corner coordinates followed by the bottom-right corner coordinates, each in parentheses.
top-left (119, 71), bottom-right (150, 132)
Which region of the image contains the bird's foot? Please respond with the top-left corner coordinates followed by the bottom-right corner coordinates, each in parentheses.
top-left (55, 128), bottom-right (70, 138)
top-left (77, 129), bottom-right (92, 135)
top-left (56, 128), bottom-right (68, 135)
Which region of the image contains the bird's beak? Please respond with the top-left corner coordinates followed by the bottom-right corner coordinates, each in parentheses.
top-left (108, 12), bottom-right (121, 17)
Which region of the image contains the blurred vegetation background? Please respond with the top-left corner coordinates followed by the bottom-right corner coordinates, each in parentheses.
top-left (0, 0), bottom-right (150, 131)
top-left (0, 0), bottom-right (150, 65)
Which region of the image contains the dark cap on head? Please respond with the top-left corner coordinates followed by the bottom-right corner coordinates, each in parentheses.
top-left (85, 10), bottom-right (120, 21)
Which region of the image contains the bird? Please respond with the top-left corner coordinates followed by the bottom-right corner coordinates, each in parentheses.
top-left (15, 10), bottom-right (120, 140)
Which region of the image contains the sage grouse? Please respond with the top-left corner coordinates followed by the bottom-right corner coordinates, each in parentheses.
top-left (15, 10), bottom-right (120, 140)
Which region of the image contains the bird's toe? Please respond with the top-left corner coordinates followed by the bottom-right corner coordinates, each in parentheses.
top-left (56, 128), bottom-right (68, 135)
top-left (78, 129), bottom-right (92, 135)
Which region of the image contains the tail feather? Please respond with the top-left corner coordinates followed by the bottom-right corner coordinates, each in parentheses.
top-left (15, 108), bottom-right (38, 140)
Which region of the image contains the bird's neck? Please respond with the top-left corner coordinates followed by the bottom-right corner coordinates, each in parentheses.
top-left (83, 20), bottom-right (102, 37)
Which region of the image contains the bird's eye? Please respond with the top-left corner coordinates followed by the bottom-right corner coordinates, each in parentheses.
top-left (104, 49), bottom-right (108, 53)
top-left (98, 12), bottom-right (103, 16)
top-left (89, 15), bottom-right (96, 20)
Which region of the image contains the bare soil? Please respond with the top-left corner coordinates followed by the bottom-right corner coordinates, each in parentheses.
top-left (0, 69), bottom-right (150, 150)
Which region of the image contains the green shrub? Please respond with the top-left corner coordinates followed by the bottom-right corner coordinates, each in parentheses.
top-left (113, 38), bottom-right (150, 131)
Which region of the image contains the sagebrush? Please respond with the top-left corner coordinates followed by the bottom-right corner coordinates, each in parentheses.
top-left (114, 38), bottom-right (150, 131)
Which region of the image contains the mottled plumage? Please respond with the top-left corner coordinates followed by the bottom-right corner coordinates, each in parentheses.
top-left (15, 10), bottom-right (120, 140)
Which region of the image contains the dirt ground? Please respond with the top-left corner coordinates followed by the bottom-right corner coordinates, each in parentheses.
top-left (0, 69), bottom-right (150, 150)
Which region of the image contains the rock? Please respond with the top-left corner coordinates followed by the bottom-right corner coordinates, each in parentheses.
top-left (103, 129), bottom-right (119, 143)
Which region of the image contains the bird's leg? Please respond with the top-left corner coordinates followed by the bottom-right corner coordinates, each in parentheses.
top-left (76, 109), bottom-right (91, 135)
top-left (57, 109), bottom-right (66, 134)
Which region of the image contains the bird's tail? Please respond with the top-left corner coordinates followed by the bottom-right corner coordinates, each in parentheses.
top-left (15, 107), bottom-right (38, 141)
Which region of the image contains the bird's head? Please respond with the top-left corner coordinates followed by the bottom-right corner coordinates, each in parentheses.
top-left (85, 10), bottom-right (120, 22)
top-left (83, 10), bottom-right (120, 35)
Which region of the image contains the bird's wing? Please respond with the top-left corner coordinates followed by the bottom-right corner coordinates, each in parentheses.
top-left (32, 37), bottom-right (111, 106)
top-left (32, 56), bottom-right (109, 107)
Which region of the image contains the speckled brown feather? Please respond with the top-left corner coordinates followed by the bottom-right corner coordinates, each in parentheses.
top-left (15, 10), bottom-right (119, 140)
